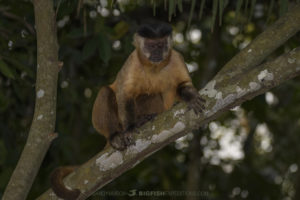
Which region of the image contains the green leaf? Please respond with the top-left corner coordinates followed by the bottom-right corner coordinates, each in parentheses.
top-left (69, 28), bottom-right (84, 38)
top-left (173, 0), bottom-right (177, 16)
top-left (108, 0), bottom-right (115, 8)
top-left (4, 57), bottom-right (34, 78)
top-left (153, 0), bottom-right (156, 16)
top-left (168, 0), bottom-right (175, 21)
top-left (98, 33), bottom-right (112, 64)
top-left (82, 37), bottom-right (98, 60)
top-left (0, 167), bottom-right (13, 189)
top-left (248, 0), bottom-right (257, 22)
top-left (0, 59), bottom-right (15, 79)
top-left (219, 0), bottom-right (224, 26)
top-left (118, 1), bottom-right (125, 12)
top-left (94, 17), bottom-right (105, 34)
top-left (198, 0), bottom-right (206, 19)
top-left (244, 0), bottom-right (249, 15)
top-left (279, 0), bottom-right (288, 17)
top-left (267, 0), bottom-right (275, 23)
top-left (177, 0), bottom-right (183, 13)
top-left (113, 21), bottom-right (129, 39)
top-left (211, 0), bottom-right (218, 32)
top-left (219, 0), bottom-right (228, 26)
top-left (0, 90), bottom-right (9, 112)
top-left (188, 0), bottom-right (196, 27)
top-left (235, 0), bottom-right (243, 22)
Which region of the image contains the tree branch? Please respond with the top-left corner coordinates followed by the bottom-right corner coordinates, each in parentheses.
top-left (38, 4), bottom-right (300, 200)
top-left (38, 48), bottom-right (300, 200)
top-left (0, 7), bottom-right (35, 35)
top-left (215, 3), bottom-right (300, 81)
top-left (2, 0), bottom-right (59, 200)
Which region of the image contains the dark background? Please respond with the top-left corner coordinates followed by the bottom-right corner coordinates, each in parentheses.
top-left (1, 0), bottom-right (300, 199)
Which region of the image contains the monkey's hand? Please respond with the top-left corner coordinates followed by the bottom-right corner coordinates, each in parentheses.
top-left (188, 94), bottom-right (206, 115)
top-left (177, 83), bottom-right (206, 115)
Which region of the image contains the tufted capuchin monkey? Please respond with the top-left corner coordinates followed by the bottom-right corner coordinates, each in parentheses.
top-left (51, 22), bottom-right (205, 200)
top-left (92, 21), bottom-right (205, 150)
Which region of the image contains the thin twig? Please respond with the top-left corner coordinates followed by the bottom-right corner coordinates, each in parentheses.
top-left (0, 9), bottom-right (35, 35)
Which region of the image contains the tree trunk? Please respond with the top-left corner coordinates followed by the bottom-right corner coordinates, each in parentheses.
top-left (2, 0), bottom-right (59, 199)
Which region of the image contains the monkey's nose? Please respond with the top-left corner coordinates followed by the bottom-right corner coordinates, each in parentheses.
top-left (149, 49), bottom-right (163, 61)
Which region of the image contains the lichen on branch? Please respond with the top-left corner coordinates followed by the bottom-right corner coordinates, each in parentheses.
top-left (37, 3), bottom-right (300, 200)
top-left (38, 46), bottom-right (300, 200)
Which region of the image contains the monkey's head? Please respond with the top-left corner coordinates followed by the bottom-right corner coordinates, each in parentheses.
top-left (134, 22), bottom-right (172, 63)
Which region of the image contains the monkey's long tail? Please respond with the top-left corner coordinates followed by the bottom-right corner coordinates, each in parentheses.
top-left (50, 166), bottom-right (81, 200)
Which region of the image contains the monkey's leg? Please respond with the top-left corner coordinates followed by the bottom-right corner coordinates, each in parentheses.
top-left (92, 86), bottom-right (121, 138)
top-left (93, 86), bottom-right (135, 150)
top-left (134, 93), bottom-right (164, 128)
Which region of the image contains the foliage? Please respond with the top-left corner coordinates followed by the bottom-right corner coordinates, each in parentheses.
top-left (0, 0), bottom-right (300, 199)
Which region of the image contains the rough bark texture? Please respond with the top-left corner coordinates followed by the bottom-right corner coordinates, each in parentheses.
top-left (38, 36), bottom-right (300, 200)
top-left (2, 0), bottom-right (59, 200)
top-left (36, 4), bottom-right (300, 199)
top-left (1, 2), bottom-right (294, 200)
top-left (215, 3), bottom-right (300, 82)
top-left (185, 131), bottom-right (202, 200)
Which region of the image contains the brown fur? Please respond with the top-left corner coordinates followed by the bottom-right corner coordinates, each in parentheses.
top-left (50, 166), bottom-right (80, 200)
top-left (92, 86), bottom-right (122, 138)
top-left (92, 49), bottom-right (192, 139)
top-left (51, 31), bottom-right (203, 199)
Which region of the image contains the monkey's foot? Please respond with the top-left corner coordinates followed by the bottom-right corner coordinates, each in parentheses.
top-left (109, 131), bottom-right (135, 151)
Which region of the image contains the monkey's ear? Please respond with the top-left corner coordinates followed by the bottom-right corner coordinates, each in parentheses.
top-left (133, 33), bottom-right (142, 48)
top-left (137, 21), bottom-right (172, 39)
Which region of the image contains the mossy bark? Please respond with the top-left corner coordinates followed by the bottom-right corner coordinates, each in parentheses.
top-left (38, 22), bottom-right (300, 200)
top-left (2, 0), bottom-right (59, 200)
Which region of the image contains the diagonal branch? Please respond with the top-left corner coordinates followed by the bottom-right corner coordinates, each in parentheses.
top-left (214, 3), bottom-right (300, 81)
top-left (0, 7), bottom-right (36, 35)
top-left (37, 46), bottom-right (300, 200)
top-left (2, 0), bottom-right (59, 200)
top-left (37, 4), bottom-right (300, 199)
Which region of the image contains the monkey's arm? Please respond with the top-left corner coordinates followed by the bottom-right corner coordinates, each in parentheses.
top-left (112, 53), bottom-right (138, 131)
top-left (173, 52), bottom-right (205, 114)
top-left (103, 53), bottom-right (139, 150)
top-left (106, 88), bottom-right (136, 150)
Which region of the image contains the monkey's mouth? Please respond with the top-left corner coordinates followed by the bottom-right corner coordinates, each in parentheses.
top-left (149, 52), bottom-right (163, 63)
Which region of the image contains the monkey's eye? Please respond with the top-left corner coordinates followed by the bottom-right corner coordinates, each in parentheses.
top-left (146, 42), bottom-right (165, 50)
top-left (145, 44), bottom-right (156, 50)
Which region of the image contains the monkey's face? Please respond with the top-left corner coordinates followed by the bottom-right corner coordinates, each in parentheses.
top-left (142, 37), bottom-right (171, 63)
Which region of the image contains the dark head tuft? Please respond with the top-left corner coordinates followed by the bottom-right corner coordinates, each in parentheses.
top-left (137, 21), bottom-right (172, 39)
